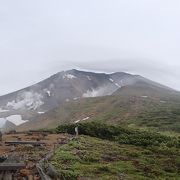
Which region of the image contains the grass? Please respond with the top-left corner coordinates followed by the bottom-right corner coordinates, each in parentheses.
top-left (50, 135), bottom-right (180, 180)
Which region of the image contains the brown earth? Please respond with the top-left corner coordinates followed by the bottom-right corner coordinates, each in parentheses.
top-left (0, 132), bottom-right (71, 178)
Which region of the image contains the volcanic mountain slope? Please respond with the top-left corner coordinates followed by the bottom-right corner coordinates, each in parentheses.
top-left (0, 69), bottom-right (133, 112)
top-left (17, 93), bottom-right (180, 133)
top-left (0, 69), bottom-right (179, 130)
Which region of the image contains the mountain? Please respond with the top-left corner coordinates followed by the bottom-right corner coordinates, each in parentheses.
top-left (0, 69), bottom-right (179, 131)
top-left (16, 93), bottom-right (180, 132)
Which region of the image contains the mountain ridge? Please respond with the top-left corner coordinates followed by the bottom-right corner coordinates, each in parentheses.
top-left (0, 69), bottom-right (179, 131)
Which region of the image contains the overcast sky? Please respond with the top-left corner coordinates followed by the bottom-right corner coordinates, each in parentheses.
top-left (0, 0), bottom-right (180, 95)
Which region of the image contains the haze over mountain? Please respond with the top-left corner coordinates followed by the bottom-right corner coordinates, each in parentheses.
top-left (0, 1), bottom-right (180, 95)
top-left (0, 69), bottom-right (179, 131)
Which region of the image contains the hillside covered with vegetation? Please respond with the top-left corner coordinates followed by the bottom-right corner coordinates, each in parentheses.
top-left (50, 122), bottom-right (180, 179)
top-left (18, 95), bottom-right (180, 133)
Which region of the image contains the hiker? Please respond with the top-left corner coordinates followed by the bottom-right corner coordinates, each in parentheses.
top-left (75, 126), bottom-right (79, 136)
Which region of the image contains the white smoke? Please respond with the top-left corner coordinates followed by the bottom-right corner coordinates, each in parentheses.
top-left (0, 118), bottom-right (6, 127)
top-left (83, 86), bottom-right (118, 98)
top-left (7, 91), bottom-right (44, 110)
top-left (0, 108), bottom-right (9, 113)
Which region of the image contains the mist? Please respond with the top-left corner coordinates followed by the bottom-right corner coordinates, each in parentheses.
top-left (0, 0), bottom-right (180, 94)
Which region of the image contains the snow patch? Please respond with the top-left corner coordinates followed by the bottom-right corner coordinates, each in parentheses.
top-left (7, 91), bottom-right (44, 110)
top-left (0, 108), bottom-right (9, 113)
top-left (6, 115), bottom-right (28, 126)
top-left (109, 78), bottom-right (114, 83)
top-left (63, 74), bottom-right (77, 80)
top-left (46, 90), bottom-right (51, 97)
top-left (160, 100), bottom-right (166, 103)
top-left (74, 117), bottom-right (90, 124)
top-left (141, 96), bottom-right (148, 98)
top-left (38, 112), bottom-right (45, 114)
top-left (44, 89), bottom-right (51, 97)
top-left (115, 83), bottom-right (121, 88)
top-left (82, 117), bottom-right (89, 121)
top-left (73, 97), bottom-right (79, 100)
top-left (75, 119), bottom-right (80, 123)
top-left (109, 78), bottom-right (121, 88)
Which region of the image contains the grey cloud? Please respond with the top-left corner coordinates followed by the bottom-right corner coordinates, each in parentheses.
top-left (0, 0), bottom-right (180, 94)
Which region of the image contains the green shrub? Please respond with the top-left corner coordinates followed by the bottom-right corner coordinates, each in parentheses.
top-left (56, 122), bottom-right (179, 147)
